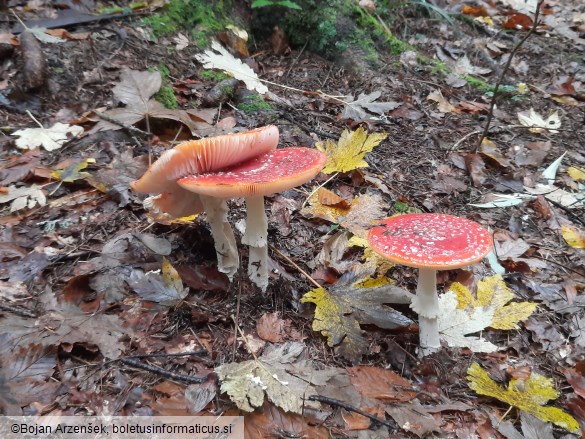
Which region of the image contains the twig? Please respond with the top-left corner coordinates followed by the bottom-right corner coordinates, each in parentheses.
top-left (125, 351), bottom-right (208, 359)
top-left (478, 0), bottom-right (545, 149)
top-left (119, 357), bottom-right (210, 384)
top-left (270, 245), bottom-right (322, 289)
top-left (307, 395), bottom-right (395, 428)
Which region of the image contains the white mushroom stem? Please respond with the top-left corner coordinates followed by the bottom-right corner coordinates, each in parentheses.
top-left (409, 268), bottom-right (440, 357)
top-left (199, 195), bottom-right (239, 281)
top-left (242, 195), bottom-right (269, 292)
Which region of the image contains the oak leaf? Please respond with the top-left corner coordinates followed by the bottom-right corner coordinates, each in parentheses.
top-left (315, 127), bottom-right (387, 174)
top-left (467, 362), bottom-right (580, 433)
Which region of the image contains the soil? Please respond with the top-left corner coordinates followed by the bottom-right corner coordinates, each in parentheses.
top-left (1, 0), bottom-right (584, 437)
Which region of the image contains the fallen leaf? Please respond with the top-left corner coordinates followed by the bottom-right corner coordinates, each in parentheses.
top-left (438, 291), bottom-right (499, 352)
top-left (315, 127), bottom-right (387, 174)
top-left (517, 108), bottom-right (561, 134)
top-left (427, 89), bottom-right (460, 114)
top-left (302, 191), bottom-right (386, 238)
top-left (561, 225), bottom-right (585, 249)
top-left (12, 122), bottom-right (83, 151)
top-left (467, 362), bottom-right (580, 433)
top-left (300, 273), bottom-right (413, 363)
top-left (480, 138), bottom-right (511, 168)
top-left (342, 90), bottom-right (401, 121)
top-left (0, 184), bottom-right (46, 212)
top-left (195, 40), bottom-right (268, 94)
top-left (450, 275), bottom-right (537, 329)
top-left (347, 365), bottom-right (416, 402)
top-left (127, 258), bottom-right (188, 305)
top-left (567, 166), bottom-right (585, 182)
top-left (386, 400), bottom-right (443, 437)
top-left (256, 312), bottom-right (303, 343)
top-left (51, 158), bottom-right (95, 183)
top-left (215, 342), bottom-right (329, 413)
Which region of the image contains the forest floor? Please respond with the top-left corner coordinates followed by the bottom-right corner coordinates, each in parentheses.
top-left (1, 0), bottom-right (585, 438)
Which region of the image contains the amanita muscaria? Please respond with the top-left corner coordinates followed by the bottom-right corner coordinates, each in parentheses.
top-left (178, 147), bottom-right (326, 292)
top-left (131, 126), bottom-right (279, 279)
top-left (367, 213), bottom-right (494, 357)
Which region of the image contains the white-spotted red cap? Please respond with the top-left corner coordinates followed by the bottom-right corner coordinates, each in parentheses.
top-left (368, 213), bottom-right (493, 269)
top-left (176, 147), bottom-right (326, 198)
top-left (131, 125), bottom-right (279, 194)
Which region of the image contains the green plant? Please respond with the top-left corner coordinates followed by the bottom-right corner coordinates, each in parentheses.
top-left (251, 0), bottom-right (302, 9)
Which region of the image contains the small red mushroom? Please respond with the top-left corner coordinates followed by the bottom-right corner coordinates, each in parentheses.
top-left (178, 147), bottom-right (327, 292)
top-left (131, 125), bottom-right (279, 280)
top-left (367, 213), bottom-right (494, 356)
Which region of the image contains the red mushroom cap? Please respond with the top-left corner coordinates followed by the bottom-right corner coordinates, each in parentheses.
top-left (367, 213), bottom-right (493, 269)
top-left (131, 125), bottom-right (279, 194)
top-left (176, 147), bottom-right (326, 198)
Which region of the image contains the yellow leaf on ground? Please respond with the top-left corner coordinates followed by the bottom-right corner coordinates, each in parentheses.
top-left (162, 257), bottom-right (185, 295)
top-left (451, 275), bottom-right (537, 330)
top-left (561, 225), bottom-right (585, 249)
top-left (51, 158), bottom-right (96, 182)
top-left (315, 127), bottom-right (387, 174)
top-left (567, 166), bottom-right (585, 181)
top-left (300, 287), bottom-right (368, 364)
top-left (301, 191), bottom-right (385, 238)
top-left (467, 363), bottom-right (580, 433)
top-left (348, 235), bottom-right (395, 276)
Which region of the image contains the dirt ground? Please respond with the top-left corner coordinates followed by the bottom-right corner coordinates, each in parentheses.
top-left (1, 0), bottom-right (585, 437)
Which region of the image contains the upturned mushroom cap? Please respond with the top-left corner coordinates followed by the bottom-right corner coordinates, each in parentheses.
top-left (368, 213), bottom-right (493, 270)
top-left (131, 125), bottom-right (280, 194)
top-left (176, 147), bottom-right (327, 197)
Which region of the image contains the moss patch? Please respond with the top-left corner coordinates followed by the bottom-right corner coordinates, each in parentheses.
top-left (237, 94), bottom-right (273, 113)
top-left (142, 0), bottom-right (235, 44)
top-left (200, 69), bottom-right (232, 82)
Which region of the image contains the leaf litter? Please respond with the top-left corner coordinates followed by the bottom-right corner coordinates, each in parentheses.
top-left (2, 0), bottom-right (585, 436)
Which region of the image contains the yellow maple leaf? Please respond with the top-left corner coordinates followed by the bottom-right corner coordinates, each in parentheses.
top-left (301, 191), bottom-right (385, 238)
top-left (315, 127), bottom-right (387, 174)
top-left (467, 363), bottom-right (580, 433)
top-left (561, 224), bottom-right (585, 249)
top-left (451, 275), bottom-right (537, 330)
top-left (300, 287), bottom-right (367, 363)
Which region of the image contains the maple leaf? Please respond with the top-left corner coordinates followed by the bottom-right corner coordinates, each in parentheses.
top-left (517, 108), bottom-right (561, 133)
top-left (0, 184), bottom-right (46, 212)
top-left (91, 68), bottom-right (202, 134)
top-left (216, 342), bottom-right (333, 413)
top-left (342, 90), bottom-right (400, 121)
top-left (301, 189), bottom-right (386, 237)
top-left (450, 275), bottom-right (537, 330)
top-left (316, 127), bottom-right (387, 174)
top-left (467, 362), bottom-right (580, 433)
top-left (437, 291), bottom-right (499, 353)
top-left (300, 273), bottom-right (413, 363)
top-left (12, 123), bottom-right (84, 151)
top-left (195, 40), bottom-right (268, 94)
